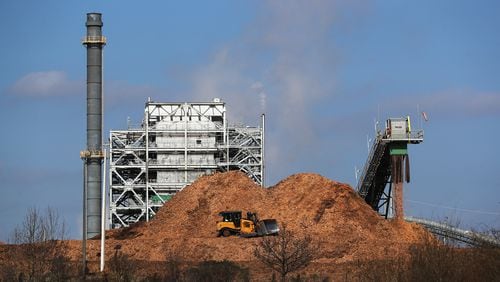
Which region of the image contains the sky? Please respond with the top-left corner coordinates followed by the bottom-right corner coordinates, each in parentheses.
top-left (0, 0), bottom-right (499, 241)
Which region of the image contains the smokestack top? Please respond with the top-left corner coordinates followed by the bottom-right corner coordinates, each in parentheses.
top-left (86, 13), bottom-right (103, 27)
top-left (83, 13), bottom-right (105, 45)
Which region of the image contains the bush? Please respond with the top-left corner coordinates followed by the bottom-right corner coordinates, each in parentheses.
top-left (405, 237), bottom-right (500, 281)
top-left (164, 257), bottom-right (183, 281)
top-left (186, 260), bottom-right (249, 282)
top-left (108, 250), bottom-right (136, 282)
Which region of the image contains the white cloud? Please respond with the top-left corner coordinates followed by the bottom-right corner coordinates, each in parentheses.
top-left (10, 71), bottom-right (83, 97)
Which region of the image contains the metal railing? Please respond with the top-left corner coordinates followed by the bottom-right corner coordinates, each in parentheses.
top-left (82, 36), bottom-right (107, 44)
top-left (382, 129), bottom-right (424, 141)
top-left (356, 135), bottom-right (386, 195)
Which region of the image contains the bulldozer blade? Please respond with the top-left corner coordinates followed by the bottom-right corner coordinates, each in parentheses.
top-left (256, 219), bottom-right (280, 236)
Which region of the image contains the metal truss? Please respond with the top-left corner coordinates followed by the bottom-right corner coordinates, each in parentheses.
top-left (109, 99), bottom-right (264, 229)
top-left (109, 131), bottom-right (147, 227)
top-left (220, 126), bottom-right (264, 185)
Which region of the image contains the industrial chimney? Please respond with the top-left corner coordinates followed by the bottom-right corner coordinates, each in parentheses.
top-left (81, 13), bottom-right (106, 239)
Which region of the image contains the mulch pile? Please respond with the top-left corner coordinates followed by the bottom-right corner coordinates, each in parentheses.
top-left (77, 171), bottom-right (430, 265)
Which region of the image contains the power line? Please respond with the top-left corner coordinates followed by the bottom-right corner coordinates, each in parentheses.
top-left (407, 199), bottom-right (500, 216)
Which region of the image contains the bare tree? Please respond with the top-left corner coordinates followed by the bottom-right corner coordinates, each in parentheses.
top-left (10, 206), bottom-right (69, 281)
top-left (254, 225), bottom-right (315, 282)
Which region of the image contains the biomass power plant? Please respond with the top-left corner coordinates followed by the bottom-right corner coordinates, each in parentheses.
top-left (109, 100), bottom-right (265, 228)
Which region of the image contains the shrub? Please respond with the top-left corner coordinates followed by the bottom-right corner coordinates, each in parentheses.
top-left (186, 260), bottom-right (249, 282)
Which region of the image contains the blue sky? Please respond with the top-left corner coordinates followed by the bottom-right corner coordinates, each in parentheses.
top-left (0, 0), bottom-right (499, 241)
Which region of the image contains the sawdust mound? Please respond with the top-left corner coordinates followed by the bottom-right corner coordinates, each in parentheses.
top-left (104, 171), bottom-right (429, 263)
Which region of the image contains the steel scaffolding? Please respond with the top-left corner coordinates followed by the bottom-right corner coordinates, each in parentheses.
top-left (109, 99), bottom-right (264, 228)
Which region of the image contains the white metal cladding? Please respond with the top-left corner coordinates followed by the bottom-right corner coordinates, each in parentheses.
top-left (109, 100), bottom-right (264, 229)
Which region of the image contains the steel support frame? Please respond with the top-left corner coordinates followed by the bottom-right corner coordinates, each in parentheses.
top-left (221, 126), bottom-right (263, 185)
top-left (109, 131), bottom-right (147, 228)
top-left (377, 177), bottom-right (393, 219)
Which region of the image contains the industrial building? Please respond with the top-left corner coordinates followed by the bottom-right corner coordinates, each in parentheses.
top-left (109, 99), bottom-right (265, 228)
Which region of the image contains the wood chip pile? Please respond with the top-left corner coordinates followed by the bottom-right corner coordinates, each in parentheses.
top-left (93, 171), bottom-right (430, 263)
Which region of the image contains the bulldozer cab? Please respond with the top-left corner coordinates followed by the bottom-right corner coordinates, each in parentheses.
top-left (246, 212), bottom-right (258, 223)
top-left (219, 211), bottom-right (242, 228)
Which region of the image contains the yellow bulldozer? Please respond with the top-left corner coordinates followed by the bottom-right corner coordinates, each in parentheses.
top-left (216, 211), bottom-right (279, 237)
